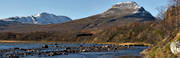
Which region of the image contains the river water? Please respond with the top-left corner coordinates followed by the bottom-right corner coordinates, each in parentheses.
top-left (0, 43), bottom-right (148, 58)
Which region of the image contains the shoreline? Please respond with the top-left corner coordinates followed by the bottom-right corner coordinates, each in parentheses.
top-left (0, 40), bottom-right (152, 46)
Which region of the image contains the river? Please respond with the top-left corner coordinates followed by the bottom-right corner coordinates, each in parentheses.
top-left (0, 43), bottom-right (148, 58)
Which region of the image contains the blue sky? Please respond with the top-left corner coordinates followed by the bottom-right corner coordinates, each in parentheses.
top-left (0, 0), bottom-right (168, 20)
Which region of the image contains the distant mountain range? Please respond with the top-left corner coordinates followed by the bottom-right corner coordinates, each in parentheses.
top-left (0, 12), bottom-right (72, 25)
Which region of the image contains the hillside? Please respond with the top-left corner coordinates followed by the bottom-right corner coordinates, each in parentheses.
top-left (144, 2), bottom-right (180, 57)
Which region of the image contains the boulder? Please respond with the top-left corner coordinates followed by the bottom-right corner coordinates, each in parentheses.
top-left (42, 45), bottom-right (48, 48)
top-left (170, 33), bottom-right (180, 55)
top-left (170, 41), bottom-right (180, 55)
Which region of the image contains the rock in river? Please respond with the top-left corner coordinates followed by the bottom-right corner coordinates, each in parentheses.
top-left (42, 45), bottom-right (48, 48)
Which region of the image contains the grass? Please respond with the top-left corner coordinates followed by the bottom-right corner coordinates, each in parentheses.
top-left (0, 40), bottom-right (28, 43)
top-left (0, 40), bottom-right (152, 47)
top-left (89, 42), bottom-right (152, 46)
top-left (144, 39), bottom-right (177, 58)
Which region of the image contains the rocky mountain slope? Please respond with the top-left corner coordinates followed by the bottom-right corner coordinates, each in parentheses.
top-left (102, 1), bottom-right (155, 22)
top-left (0, 12), bottom-right (72, 25)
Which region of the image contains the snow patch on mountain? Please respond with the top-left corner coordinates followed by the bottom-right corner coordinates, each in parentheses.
top-left (114, 1), bottom-right (141, 9)
top-left (106, 1), bottom-right (153, 17)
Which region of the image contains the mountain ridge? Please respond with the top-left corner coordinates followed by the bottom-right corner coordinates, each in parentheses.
top-left (0, 12), bottom-right (72, 25)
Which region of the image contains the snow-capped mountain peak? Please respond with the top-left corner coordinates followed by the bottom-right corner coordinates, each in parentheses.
top-left (99, 1), bottom-right (155, 22)
top-left (103, 1), bottom-right (153, 17)
top-left (1, 12), bottom-right (72, 25)
top-left (113, 1), bottom-right (141, 10)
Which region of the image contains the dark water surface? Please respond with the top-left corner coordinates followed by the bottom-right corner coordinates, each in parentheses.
top-left (0, 43), bottom-right (148, 58)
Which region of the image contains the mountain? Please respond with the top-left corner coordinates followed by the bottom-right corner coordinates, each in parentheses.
top-left (0, 1), bottom-right (156, 32)
top-left (0, 12), bottom-right (72, 25)
top-left (101, 1), bottom-right (155, 22)
top-left (52, 1), bottom-right (156, 30)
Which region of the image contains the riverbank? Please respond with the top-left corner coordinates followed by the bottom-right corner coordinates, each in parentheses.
top-left (0, 40), bottom-right (152, 46)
